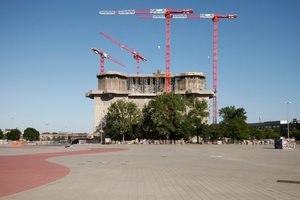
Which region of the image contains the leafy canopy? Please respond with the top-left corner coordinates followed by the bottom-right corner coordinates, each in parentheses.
top-left (186, 96), bottom-right (209, 142)
top-left (142, 93), bottom-right (193, 140)
top-left (219, 106), bottom-right (249, 141)
top-left (219, 106), bottom-right (247, 125)
top-left (23, 127), bottom-right (40, 141)
top-left (6, 129), bottom-right (21, 141)
top-left (0, 129), bottom-right (3, 139)
top-left (103, 99), bottom-right (140, 142)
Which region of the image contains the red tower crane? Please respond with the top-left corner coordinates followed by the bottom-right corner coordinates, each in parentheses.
top-left (99, 8), bottom-right (193, 93)
top-left (92, 48), bottom-right (125, 74)
top-left (142, 13), bottom-right (237, 125)
top-left (211, 14), bottom-right (237, 125)
top-left (100, 31), bottom-right (146, 75)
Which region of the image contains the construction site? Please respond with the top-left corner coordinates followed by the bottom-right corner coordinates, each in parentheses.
top-left (86, 8), bottom-right (236, 134)
top-left (86, 71), bottom-right (214, 134)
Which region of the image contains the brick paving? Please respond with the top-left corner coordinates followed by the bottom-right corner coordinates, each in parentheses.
top-left (0, 144), bottom-right (299, 199)
top-left (0, 147), bottom-right (128, 198)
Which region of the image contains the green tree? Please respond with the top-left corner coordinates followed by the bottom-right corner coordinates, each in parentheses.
top-left (187, 97), bottom-right (209, 143)
top-left (219, 106), bottom-right (247, 124)
top-left (142, 93), bottom-right (187, 140)
top-left (6, 129), bottom-right (21, 140)
top-left (264, 128), bottom-right (279, 139)
top-left (104, 99), bottom-right (141, 142)
top-left (219, 106), bottom-right (249, 141)
top-left (226, 118), bottom-right (250, 140)
top-left (200, 124), bottom-right (213, 142)
top-left (290, 128), bottom-right (300, 140)
top-left (23, 127), bottom-right (40, 141)
top-left (209, 124), bottom-right (226, 141)
top-left (0, 129), bottom-right (3, 139)
top-left (249, 127), bottom-right (265, 140)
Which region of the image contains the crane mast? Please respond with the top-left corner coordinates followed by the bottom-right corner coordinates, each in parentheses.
top-left (92, 48), bottom-right (125, 73)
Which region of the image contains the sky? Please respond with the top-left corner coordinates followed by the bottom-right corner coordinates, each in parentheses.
top-left (1, 0), bottom-right (299, 134)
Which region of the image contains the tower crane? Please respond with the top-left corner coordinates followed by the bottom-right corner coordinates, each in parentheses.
top-left (92, 48), bottom-right (125, 74)
top-left (100, 31), bottom-right (146, 75)
top-left (99, 8), bottom-right (193, 93)
top-left (141, 13), bottom-right (237, 125)
top-left (211, 14), bottom-right (237, 125)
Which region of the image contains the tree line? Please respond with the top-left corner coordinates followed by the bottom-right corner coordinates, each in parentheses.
top-left (0, 128), bottom-right (40, 141)
top-left (102, 93), bottom-right (300, 142)
top-left (0, 128), bottom-right (62, 141)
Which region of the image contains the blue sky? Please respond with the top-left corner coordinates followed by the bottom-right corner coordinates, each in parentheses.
top-left (1, 0), bottom-right (299, 134)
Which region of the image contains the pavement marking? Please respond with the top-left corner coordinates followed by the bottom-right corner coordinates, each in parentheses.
top-left (0, 147), bottom-right (128, 198)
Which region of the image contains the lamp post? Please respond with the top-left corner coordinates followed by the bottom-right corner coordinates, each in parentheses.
top-left (100, 114), bottom-right (103, 145)
top-left (285, 102), bottom-right (291, 139)
top-left (46, 124), bottom-right (49, 133)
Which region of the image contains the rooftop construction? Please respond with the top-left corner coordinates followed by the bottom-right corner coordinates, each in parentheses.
top-left (86, 71), bottom-right (214, 134)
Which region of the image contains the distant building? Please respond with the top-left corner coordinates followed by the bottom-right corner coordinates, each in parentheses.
top-left (40, 133), bottom-right (93, 141)
top-left (4, 129), bottom-right (12, 134)
top-left (86, 71), bottom-right (214, 137)
top-left (248, 118), bottom-right (300, 135)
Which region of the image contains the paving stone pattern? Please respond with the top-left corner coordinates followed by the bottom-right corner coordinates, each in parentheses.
top-left (0, 145), bottom-right (299, 200)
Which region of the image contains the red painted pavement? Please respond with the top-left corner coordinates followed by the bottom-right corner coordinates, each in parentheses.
top-left (0, 147), bottom-right (128, 198)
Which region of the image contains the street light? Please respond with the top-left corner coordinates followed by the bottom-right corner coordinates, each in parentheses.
top-left (46, 124), bottom-right (49, 133)
top-left (100, 114), bottom-right (103, 145)
top-left (285, 102), bottom-right (291, 139)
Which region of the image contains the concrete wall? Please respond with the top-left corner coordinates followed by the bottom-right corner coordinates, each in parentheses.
top-left (98, 77), bottom-right (127, 92)
top-left (178, 77), bottom-right (205, 91)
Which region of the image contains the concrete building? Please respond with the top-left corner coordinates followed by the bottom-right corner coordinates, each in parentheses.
top-left (248, 118), bottom-right (300, 136)
top-left (86, 71), bottom-right (214, 137)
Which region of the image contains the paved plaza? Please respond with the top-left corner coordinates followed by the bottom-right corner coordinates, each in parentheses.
top-left (0, 144), bottom-right (299, 200)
